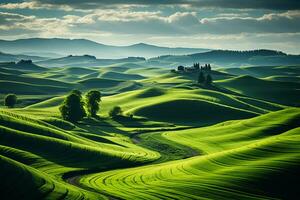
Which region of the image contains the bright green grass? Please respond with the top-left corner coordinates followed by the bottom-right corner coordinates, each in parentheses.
top-left (0, 109), bottom-right (160, 199)
top-left (0, 63), bottom-right (299, 199)
top-left (99, 87), bottom-right (284, 125)
top-left (79, 108), bottom-right (300, 200)
top-left (24, 85), bottom-right (284, 126)
top-left (218, 65), bottom-right (300, 79)
top-left (216, 75), bottom-right (300, 106)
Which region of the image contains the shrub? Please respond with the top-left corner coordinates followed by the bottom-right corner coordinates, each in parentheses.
top-left (4, 94), bottom-right (17, 108)
top-left (109, 106), bottom-right (123, 118)
top-left (177, 66), bottom-right (184, 71)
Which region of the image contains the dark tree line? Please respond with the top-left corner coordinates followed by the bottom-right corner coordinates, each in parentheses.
top-left (177, 63), bottom-right (211, 72)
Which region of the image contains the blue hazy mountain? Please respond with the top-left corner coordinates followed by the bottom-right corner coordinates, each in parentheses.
top-left (0, 38), bottom-right (210, 59)
top-left (0, 51), bottom-right (47, 62)
top-left (150, 50), bottom-right (300, 67)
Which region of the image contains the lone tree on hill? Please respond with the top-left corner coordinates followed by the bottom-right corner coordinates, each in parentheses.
top-left (109, 106), bottom-right (123, 118)
top-left (4, 94), bottom-right (17, 108)
top-left (85, 90), bottom-right (102, 117)
top-left (59, 92), bottom-right (86, 122)
top-left (197, 71), bottom-right (205, 84)
top-left (205, 74), bottom-right (213, 85)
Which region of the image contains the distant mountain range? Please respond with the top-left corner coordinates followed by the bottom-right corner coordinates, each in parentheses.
top-left (36, 55), bottom-right (146, 68)
top-left (150, 50), bottom-right (300, 67)
top-left (1, 42), bottom-right (300, 68)
top-left (0, 38), bottom-right (210, 59)
top-left (0, 51), bottom-right (47, 62)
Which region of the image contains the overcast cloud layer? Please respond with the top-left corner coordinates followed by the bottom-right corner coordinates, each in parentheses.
top-left (0, 0), bottom-right (300, 54)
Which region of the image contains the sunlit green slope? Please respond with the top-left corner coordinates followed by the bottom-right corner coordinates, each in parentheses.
top-left (0, 109), bottom-right (159, 199)
top-left (216, 75), bottom-right (300, 106)
top-left (80, 108), bottom-right (300, 200)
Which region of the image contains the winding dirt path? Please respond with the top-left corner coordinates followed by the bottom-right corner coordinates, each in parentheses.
top-left (63, 126), bottom-right (200, 199)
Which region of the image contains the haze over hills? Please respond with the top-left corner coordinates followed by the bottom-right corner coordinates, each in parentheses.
top-left (1, 40), bottom-right (300, 68)
top-left (35, 49), bottom-right (300, 68)
top-left (0, 51), bottom-right (47, 62)
top-left (0, 38), bottom-right (210, 59)
top-left (150, 49), bottom-right (300, 67)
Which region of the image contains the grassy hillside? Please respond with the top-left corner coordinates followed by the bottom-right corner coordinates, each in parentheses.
top-left (0, 59), bottom-right (299, 200)
top-left (80, 108), bottom-right (300, 199)
top-left (0, 109), bottom-right (160, 199)
top-left (219, 65), bottom-right (300, 81)
top-left (216, 75), bottom-right (300, 106)
top-left (98, 87), bottom-right (284, 125)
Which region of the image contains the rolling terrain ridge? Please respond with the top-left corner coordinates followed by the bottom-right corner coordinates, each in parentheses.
top-left (0, 58), bottom-right (299, 199)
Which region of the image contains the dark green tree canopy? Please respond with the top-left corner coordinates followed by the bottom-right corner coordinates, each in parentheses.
top-left (70, 89), bottom-right (82, 98)
top-left (85, 90), bottom-right (102, 117)
top-left (177, 65), bottom-right (184, 71)
top-left (109, 106), bottom-right (123, 118)
top-left (205, 74), bottom-right (213, 85)
top-left (4, 94), bottom-right (17, 108)
top-left (197, 71), bottom-right (205, 84)
top-left (59, 93), bottom-right (86, 122)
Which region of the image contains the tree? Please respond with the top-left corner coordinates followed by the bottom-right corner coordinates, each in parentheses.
top-left (197, 71), bottom-right (205, 84)
top-left (4, 94), bottom-right (17, 108)
top-left (193, 63), bottom-right (200, 70)
top-left (208, 64), bottom-right (211, 71)
top-left (59, 93), bottom-right (86, 122)
top-left (177, 65), bottom-right (184, 71)
top-left (71, 89), bottom-right (82, 99)
top-left (85, 90), bottom-right (101, 117)
top-left (109, 106), bottom-right (123, 118)
top-left (205, 74), bottom-right (213, 85)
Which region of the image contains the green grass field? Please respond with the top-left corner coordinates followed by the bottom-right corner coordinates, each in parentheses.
top-left (0, 61), bottom-right (299, 199)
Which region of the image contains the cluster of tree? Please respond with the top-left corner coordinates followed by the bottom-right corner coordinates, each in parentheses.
top-left (201, 64), bottom-right (211, 71)
top-left (59, 90), bottom-right (101, 122)
top-left (17, 59), bottom-right (33, 65)
top-left (3, 94), bottom-right (17, 108)
top-left (59, 90), bottom-right (130, 122)
top-left (177, 63), bottom-right (211, 72)
top-left (197, 71), bottom-right (212, 85)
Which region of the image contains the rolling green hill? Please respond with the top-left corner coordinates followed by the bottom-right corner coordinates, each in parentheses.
top-left (216, 75), bottom-right (300, 106)
top-left (0, 109), bottom-right (159, 199)
top-left (0, 58), bottom-right (299, 200)
top-left (79, 108), bottom-right (300, 200)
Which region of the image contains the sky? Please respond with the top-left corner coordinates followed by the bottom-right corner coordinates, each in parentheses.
top-left (0, 0), bottom-right (300, 54)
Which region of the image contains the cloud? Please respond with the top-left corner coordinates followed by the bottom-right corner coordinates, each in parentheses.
top-left (1, 0), bottom-right (299, 10)
top-left (27, 0), bottom-right (300, 10)
top-left (0, 11), bottom-right (69, 37)
top-left (0, 1), bottom-right (299, 54)
top-left (0, 1), bottom-right (75, 11)
top-left (1, 9), bottom-right (299, 36)
top-left (68, 10), bottom-right (300, 35)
